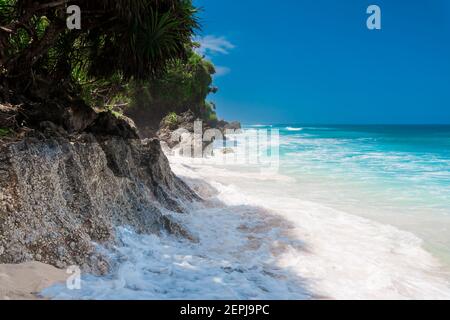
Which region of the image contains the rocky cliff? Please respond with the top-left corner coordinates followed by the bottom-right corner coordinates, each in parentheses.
top-left (0, 133), bottom-right (199, 273)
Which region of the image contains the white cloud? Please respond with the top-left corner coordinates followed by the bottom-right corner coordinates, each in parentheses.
top-left (195, 35), bottom-right (235, 57)
top-left (194, 35), bottom-right (235, 77)
top-left (214, 66), bottom-right (231, 77)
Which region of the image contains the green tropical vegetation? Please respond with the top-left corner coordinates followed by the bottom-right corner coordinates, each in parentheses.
top-left (0, 127), bottom-right (10, 136)
top-left (126, 48), bottom-right (219, 135)
top-left (0, 0), bottom-right (218, 136)
top-left (164, 112), bottom-right (179, 127)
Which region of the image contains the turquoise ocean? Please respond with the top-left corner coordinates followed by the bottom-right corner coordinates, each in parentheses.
top-left (261, 124), bottom-right (450, 266)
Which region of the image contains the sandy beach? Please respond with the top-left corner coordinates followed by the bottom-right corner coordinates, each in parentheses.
top-left (0, 262), bottom-right (67, 300)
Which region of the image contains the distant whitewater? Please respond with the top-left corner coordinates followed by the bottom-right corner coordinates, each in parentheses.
top-left (286, 127), bottom-right (303, 131)
top-left (43, 125), bottom-right (450, 300)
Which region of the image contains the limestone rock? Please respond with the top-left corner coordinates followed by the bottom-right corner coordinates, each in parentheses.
top-left (224, 121), bottom-right (242, 131)
top-left (0, 135), bottom-right (199, 273)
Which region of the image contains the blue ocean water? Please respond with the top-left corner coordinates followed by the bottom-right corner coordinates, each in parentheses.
top-left (250, 124), bottom-right (450, 265)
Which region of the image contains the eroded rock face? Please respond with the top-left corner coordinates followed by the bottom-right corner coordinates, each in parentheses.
top-left (87, 112), bottom-right (140, 139)
top-left (157, 111), bottom-right (216, 157)
top-left (224, 121), bottom-right (242, 131)
top-left (0, 135), bottom-right (198, 273)
top-left (0, 104), bottom-right (20, 129)
top-left (157, 111), bottom-right (197, 148)
top-left (23, 100), bottom-right (98, 134)
top-left (216, 120), bottom-right (242, 133)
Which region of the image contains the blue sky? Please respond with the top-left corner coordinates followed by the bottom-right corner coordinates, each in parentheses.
top-left (194, 0), bottom-right (450, 124)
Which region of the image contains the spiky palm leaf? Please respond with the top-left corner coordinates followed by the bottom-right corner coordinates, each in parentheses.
top-left (1, 0), bottom-right (200, 89)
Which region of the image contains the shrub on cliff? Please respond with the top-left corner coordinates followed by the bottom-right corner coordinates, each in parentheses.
top-left (164, 112), bottom-right (179, 129)
top-left (0, 127), bottom-right (10, 137)
top-left (149, 51), bottom-right (216, 116)
top-left (0, 0), bottom-right (200, 133)
top-left (125, 50), bottom-right (218, 136)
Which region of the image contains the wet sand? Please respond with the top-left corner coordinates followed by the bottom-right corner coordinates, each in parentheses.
top-left (0, 262), bottom-right (68, 300)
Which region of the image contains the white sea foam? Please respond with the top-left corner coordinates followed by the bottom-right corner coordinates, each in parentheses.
top-left (248, 124), bottom-right (272, 128)
top-left (42, 164), bottom-right (313, 300)
top-left (169, 158), bottom-right (450, 299)
top-left (285, 127), bottom-right (303, 132)
top-left (43, 153), bottom-right (450, 300)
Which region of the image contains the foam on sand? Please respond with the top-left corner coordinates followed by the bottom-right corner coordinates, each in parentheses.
top-left (169, 158), bottom-right (450, 300)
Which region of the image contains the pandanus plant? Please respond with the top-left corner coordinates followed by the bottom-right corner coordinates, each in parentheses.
top-left (0, 0), bottom-right (200, 97)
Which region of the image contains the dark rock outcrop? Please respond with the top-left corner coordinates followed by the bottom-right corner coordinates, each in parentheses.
top-left (1, 100), bottom-right (140, 141)
top-left (225, 121), bottom-right (242, 131)
top-left (0, 104), bottom-right (21, 129)
top-left (0, 134), bottom-right (199, 273)
top-left (22, 100), bottom-right (98, 134)
top-left (87, 112), bottom-right (139, 139)
top-left (216, 120), bottom-right (242, 133)
top-left (157, 111), bottom-right (217, 157)
top-left (157, 111), bottom-right (198, 149)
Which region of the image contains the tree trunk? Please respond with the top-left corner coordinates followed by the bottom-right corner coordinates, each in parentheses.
top-left (4, 20), bottom-right (66, 92)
